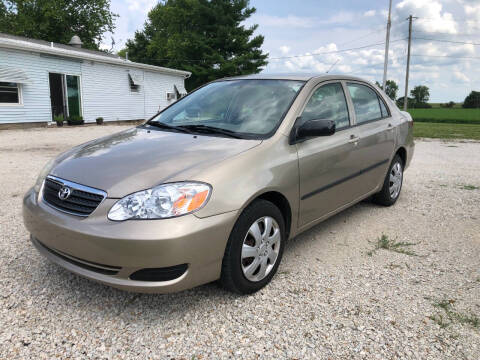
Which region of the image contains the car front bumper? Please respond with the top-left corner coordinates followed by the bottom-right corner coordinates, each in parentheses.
top-left (23, 188), bottom-right (238, 293)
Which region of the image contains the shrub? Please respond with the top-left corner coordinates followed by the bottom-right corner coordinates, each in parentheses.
top-left (53, 114), bottom-right (64, 124)
top-left (67, 115), bottom-right (84, 126)
top-left (413, 102), bottom-right (432, 109)
top-left (96, 117), bottom-right (104, 125)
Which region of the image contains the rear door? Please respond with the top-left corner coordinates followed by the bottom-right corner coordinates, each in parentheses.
top-left (345, 82), bottom-right (396, 192)
top-left (296, 81), bottom-right (364, 227)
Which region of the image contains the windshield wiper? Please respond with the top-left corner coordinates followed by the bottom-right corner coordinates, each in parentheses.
top-left (147, 121), bottom-right (195, 135)
top-left (179, 124), bottom-right (244, 139)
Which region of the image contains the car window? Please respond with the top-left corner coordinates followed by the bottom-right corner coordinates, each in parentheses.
top-left (347, 83), bottom-right (382, 124)
top-left (379, 97), bottom-right (389, 118)
top-left (299, 82), bottom-right (350, 129)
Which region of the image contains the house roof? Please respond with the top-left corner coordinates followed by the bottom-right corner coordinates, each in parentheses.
top-left (0, 33), bottom-right (191, 78)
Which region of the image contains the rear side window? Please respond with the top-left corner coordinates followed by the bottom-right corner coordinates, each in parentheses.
top-left (347, 83), bottom-right (382, 124)
top-left (379, 97), bottom-right (389, 118)
top-left (300, 82), bottom-right (350, 130)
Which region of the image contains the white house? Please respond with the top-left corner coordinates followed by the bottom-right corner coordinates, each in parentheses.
top-left (0, 33), bottom-right (190, 126)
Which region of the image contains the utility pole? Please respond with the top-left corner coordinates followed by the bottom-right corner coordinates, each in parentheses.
top-left (403, 15), bottom-right (416, 111)
top-left (382, 0), bottom-right (393, 91)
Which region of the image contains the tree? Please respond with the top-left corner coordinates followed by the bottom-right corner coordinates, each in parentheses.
top-left (375, 80), bottom-right (399, 100)
top-left (124, 0), bottom-right (268, 90)
top-left (396, 96), bottom-right (415, 109)
top-left (463, 91), bottom-right (480, 108)
top-left (410, 85), bottom-right (430, 105)
top-left (0, 0), bottom-right (117, 50)
top-left (440, 101), bottom-right (455, 108)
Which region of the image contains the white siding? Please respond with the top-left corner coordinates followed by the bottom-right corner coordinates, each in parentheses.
top-left (80, 62), bottom-right (146, 123)
top-left (0, 47), bottom-right (187, 124)
top-left (144, 71), bottom-right (186, 118)
top-left (0, 48), bottom-right (81, 123)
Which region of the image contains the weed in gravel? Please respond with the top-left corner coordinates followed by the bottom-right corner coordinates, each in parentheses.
top-left (385, 263), bottom-right (403, 270)
top-left (459, 184), bottom-right (479, 190)
top-left (429, 298), bottom-right (479, 329)
top-left (369, 234), bottom-right (418, 256)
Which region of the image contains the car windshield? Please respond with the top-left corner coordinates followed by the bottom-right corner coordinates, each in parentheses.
top-left (147, 79), bottom-right (305, 138)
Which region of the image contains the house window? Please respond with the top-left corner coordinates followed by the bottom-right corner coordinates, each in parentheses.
top-left (0, 82), bottom-right (20, 104)
top-left (128, 74), bottom-right (140, 92)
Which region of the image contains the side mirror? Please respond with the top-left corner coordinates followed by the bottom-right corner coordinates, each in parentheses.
top-left (291, 119), bottom-right (335, 144)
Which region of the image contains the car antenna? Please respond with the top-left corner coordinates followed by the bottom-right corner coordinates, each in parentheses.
top-left (326, 59), bottom-right (340, 74)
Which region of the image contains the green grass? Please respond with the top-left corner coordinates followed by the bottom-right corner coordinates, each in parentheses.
top-left (459, 184), bottom-right (479, 190)
top-left (408, 108), bottom-right (480, 124)
top-left (413, 122), bottom-right (480, 140)
top-left (367, 234), bottom-right (417, 256)
top-left (429, 298), bottom-right (480, 329)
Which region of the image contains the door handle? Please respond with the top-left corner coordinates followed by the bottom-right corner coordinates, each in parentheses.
top-left (348, 135), bottom-right (359, 144)
top-left (386, 123), bottom-right (395, 131)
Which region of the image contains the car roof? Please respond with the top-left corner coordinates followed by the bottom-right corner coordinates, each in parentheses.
top-left (222, 73), bottom-right (370, 83)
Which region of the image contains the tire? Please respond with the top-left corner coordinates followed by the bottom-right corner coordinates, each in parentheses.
top-left (220, 199), bottom-right (285, 294)
top-left (372, 154), bottom-right (404, 206)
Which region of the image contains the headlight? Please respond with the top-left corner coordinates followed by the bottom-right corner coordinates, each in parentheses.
top-left (34, 158), bottom-right (56, 194)
top-left (108, 182), bottom-right (211, 221)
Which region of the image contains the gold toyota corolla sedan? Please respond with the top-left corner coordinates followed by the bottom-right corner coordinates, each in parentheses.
top-left (23, 74), bottom-right (414, 294)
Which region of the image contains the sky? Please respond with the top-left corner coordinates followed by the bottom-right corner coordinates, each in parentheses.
top-left (106, 0), bottom-right (480, 102)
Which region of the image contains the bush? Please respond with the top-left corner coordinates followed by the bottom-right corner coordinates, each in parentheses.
top-left (413, 102), bottom-right (432, 109)
top-left (67, 115), bottom-right (84, 126)
top-left (440, 101), bottom-right (455, 108)
top-left (53, 114), bottom-right (64, 124)
top-left (96, 117), bottom-right (104, 125)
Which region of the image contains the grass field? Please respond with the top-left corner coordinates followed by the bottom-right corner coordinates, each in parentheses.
top-left (413, 122), bottom-right (480, 140)
top-left (408, 108), bottom-right (480, 124)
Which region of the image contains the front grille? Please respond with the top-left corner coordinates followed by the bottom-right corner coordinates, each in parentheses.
top-left (43, 176), bottom-right (106, 216)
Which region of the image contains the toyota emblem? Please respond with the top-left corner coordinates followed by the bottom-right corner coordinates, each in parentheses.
top-left (58, 186), bottom-right (71, 200)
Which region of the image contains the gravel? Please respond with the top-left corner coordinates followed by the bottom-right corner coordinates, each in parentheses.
top-left (0, 126), bottom-right (479, 359)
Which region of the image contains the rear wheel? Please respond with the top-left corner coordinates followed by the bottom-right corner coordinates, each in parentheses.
top-left (220, 199), bottom-right (285, 294)
top-left (372, 154), bottom-right (404, 206)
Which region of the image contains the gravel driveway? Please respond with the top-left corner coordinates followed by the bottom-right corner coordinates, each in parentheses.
top-left (1, 125), bottom-right (479, 359)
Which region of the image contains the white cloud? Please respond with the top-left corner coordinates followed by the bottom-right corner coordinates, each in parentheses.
top-left (127, 0), bottom-right (157, 14)
top-left (396, 0), bottom-right (458, 34)
top-left (453, 71), bottom-right (470, 82)
top-left (364, 10), bottom-right (376, 17)
top-left (461, 0), bottom-right (480, 31)
top-left (253, 14), bottom-right (318, 28)
top-left (279, 46), bottom-right (290, 55)
top-left (253, 11), bottom-right (359, 29)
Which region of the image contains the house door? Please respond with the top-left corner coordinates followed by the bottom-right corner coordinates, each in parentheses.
top-left (66, 75), bottom-right (81, 117)
top-left (49, 73), bottom-right (66, 119)
top-left (49, 73), bottom-right (82, 120)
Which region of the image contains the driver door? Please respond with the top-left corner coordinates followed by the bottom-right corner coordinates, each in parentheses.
top-left (296, 81), bottom-right (364, 227)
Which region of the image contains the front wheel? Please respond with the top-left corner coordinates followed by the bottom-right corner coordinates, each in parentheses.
top-left (372, 155), bottom-right (404, 206)
top-left (220, 199), bottom-right (285, 294)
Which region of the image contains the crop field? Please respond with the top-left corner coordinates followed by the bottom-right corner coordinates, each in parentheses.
top-left (408, 108), bottom-right (480, 124)
top-left (407, 108), bottom-right (480, 140)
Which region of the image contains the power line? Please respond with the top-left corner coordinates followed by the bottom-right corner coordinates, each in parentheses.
top-left (411, 54), bottom-right (480, 60)
top-left (336, 26), bottom-right (386, 47)
top-left (412, 37), bottom-right (480, 46)
top-left (268, 38), bottom-right (407, 61)
top-left (414, 30), bottom-right (477, 38)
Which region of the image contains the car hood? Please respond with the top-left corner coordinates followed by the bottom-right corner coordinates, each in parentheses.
top-left (51, 127), bottom-right (261, 198)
